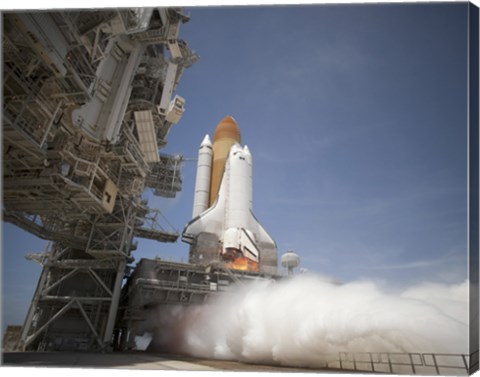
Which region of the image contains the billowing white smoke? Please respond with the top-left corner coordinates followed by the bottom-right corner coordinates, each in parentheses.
top-left (151, 274), bottom-right (468, 369)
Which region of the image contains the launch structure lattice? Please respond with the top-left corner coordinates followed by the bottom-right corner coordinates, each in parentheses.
top-left (2, 8), bottom-right (198, 352)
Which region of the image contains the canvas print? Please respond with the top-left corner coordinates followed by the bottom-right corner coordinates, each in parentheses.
top-left (1, 1), bottom-right (479, 376)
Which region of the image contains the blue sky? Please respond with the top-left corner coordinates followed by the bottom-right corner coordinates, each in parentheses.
top-left (2, 2), bottom-right (471, 327)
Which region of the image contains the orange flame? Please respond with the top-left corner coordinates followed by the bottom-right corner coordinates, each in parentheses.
top-left (226, 256), bottom-right (259, 273)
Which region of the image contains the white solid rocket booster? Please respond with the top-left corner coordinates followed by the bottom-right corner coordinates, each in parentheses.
top-left (192, 134), bottom-right (212, 218)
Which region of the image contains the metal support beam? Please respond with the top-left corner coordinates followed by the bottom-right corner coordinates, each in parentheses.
top-left (74, 298), bottom-right (104, 348)
top-left (23, 298), bottom-right (76, 349)
top-left (43, 268), bottom-right (79, 294)
top-left (18, 264), bottom-right (51, 350)
top-left (88, 268), bottom-right (113, 297)
top-left (102, 260), bottom-right (126, 346)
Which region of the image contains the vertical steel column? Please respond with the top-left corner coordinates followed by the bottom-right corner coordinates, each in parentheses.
top-left (102, 259), bottom-right (126, 347)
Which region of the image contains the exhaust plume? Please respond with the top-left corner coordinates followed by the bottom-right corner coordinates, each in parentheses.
top-left (148, 274), bottom-right (468, 369)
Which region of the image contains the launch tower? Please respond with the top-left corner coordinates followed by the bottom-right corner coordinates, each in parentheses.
top-left (2, 8), bottom-right (197, 352)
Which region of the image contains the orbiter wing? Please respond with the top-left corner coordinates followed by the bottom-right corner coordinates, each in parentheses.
top-left (182, 172), bottom-right (227, 244)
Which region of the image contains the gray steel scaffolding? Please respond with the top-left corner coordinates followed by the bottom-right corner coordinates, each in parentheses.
top-left (2, 8), bottom-right (198, 351)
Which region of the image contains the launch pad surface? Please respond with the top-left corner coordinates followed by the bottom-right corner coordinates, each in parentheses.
top-left (2, 351), bottom-right (319, 373)
top-left (3, 351), bottom-right (473, 375)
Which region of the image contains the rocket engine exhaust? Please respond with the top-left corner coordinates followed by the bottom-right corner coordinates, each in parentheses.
top-left (225, 256), bottom-right (259, 272)
top-left (146, 274), bottom-right (468, 370)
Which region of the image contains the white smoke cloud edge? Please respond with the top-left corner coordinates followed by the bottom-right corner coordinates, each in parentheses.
top-left (148, 274), bottom-right (469, 369)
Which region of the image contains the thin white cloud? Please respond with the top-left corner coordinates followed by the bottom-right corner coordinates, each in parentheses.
top-left (357, 252), bottom-right (467, 272)
top-left (366, 259), bottom-right (445, 270)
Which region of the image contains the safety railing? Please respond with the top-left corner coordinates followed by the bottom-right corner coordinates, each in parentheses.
top-left (326, 351), bottom-right (476, 375)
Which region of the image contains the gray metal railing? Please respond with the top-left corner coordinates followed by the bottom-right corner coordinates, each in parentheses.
top-left (327, 351), bottom-right (477, 375)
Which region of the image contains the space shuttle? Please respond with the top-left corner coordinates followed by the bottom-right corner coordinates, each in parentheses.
top-left (182, 116), bottom-right (277, 274)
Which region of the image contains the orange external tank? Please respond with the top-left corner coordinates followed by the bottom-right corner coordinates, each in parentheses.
top-left (209, 115), bottom-right (241, 206)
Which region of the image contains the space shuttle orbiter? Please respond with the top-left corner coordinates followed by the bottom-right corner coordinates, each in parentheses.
top-left (182, 116), bottom-right (277, 274)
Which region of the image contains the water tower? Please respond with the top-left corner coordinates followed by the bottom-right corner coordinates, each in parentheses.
top-left (281, 250), bottom-right (300, 276)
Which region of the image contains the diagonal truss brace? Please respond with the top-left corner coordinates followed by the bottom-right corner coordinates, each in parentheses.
top-left (23, 298), bottom-right (76, 349)
top-left (88, 268), bottom-right (113, 297)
